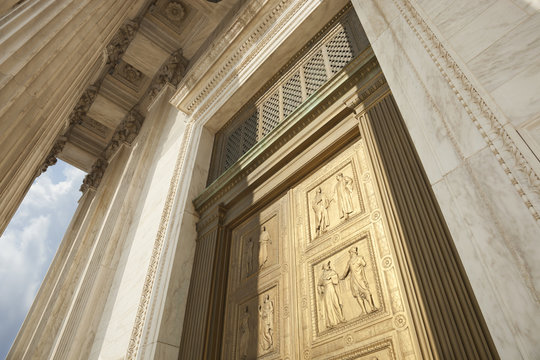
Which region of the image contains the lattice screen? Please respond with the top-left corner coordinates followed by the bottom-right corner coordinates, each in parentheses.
top-left (224, 125), bottom-right (243, 170)
top-left (326, 27), bottom-right (355, 74)
top-left (210, 7), bottom-right (366, 182)
top-left (282, 71), bottom-right (303, 118)
top-left (261, 91), bottom-right (281, 137)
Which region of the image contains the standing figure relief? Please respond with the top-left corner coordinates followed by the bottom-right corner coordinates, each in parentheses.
top-left (258, 294), bottom-right (274, 352)
top-left (318, 261), bottom-right (346, 328)
top-left (258, 226), bottom-right (271, 269)
top-left (334, 173), bottom-right (354, 220)
top-left (311, 172), bottom-right (356, 237)
top-left (340, 246), bottom-right (377, 314)
top-left (245, 237), bottom-right (254, 275)
top-left (239, 306), bottom-right (250, 360)
top-left (312, 187), bottom-right (331, 236)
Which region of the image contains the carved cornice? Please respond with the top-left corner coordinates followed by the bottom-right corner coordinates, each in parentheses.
top-left (105, 20), bottom-right (139, 70)
top-left (171, 0), bottom-right (284, 111)
top-left (147, 49), bottom-right (188, 103)
top-left (188, 1), bottom-right (351, 124)
top-left (80, 158), bottom-right (108, 192)
top-left (37, 136), bottom-right (68, 176)
top-left (104, 108), bottom-right (144, 159)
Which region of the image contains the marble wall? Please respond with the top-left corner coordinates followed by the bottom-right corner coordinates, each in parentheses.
top-left (351, 0), bottom-right (540, 358)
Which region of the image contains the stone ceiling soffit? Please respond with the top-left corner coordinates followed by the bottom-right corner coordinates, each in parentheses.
top-left (87, 94), bottom-right (128, 129)
top-left (58, 143), bottom-right (98, 173)
top-left (123, 32), bottom-right (171, 77)
top-left (69, 126), bottom-right (110, 152)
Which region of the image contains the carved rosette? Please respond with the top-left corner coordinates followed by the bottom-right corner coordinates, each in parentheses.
top-left (104, 109), bottom-right (144, 159)
top-left (164, 2), bottom-right (185, 23)
top-left (105, 20), bottom-right (139, 69)
top-left (147, 49), bottom-right (188, 102)
top-left (37, 136), bottom-right (68, 176)
top-left (68, 86), bottom-right (98, 126)
top-left (80, 158), bottom-right (108, 192)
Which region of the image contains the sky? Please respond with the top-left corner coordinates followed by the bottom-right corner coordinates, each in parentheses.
top-left (0, 160), bottom-right (85, 359)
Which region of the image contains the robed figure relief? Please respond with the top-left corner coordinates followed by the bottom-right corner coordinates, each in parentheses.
top-left (259, 226), bottom-right (271, 269)
top-left (239, 306), bottom-right (250, 360)
top-left (258, 295), bottom-right (274, 352)
top-left (334, 172), bottom-right (354, 219)
top-left (318, 261), bottom-right (345, 328)
top-left (312, 187), bottom-right (331, 236)
top-left (340, 247), bottom-right (377, 314)
top-left (245, 237), bottom-right (254, 275)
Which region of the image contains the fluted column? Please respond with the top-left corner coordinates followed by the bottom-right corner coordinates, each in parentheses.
top-left (178, 204), bottom-right (229, 359)
top-left (0, 0), bottom-right (147, 235)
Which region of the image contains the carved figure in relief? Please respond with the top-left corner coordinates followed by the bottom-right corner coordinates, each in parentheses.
top-left (312, 187), bottom-right (331, 235)
top-left (334, 172), bottom-right (354, 219)
top-left (258, 295), bottom-right (274, 351)
top-left (318, 261), bottom-right (345, 328)
top-left (340, 247), bottom-right (377, 314)
top-left (258, 226), bottom-right (271, 269)
top-left (239, 306), bottom-right (250, 359)
top-left (245, 237), bottom-right (254, 275)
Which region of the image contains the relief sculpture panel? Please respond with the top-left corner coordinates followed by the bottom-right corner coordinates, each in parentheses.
top-left (222, 195), bottom-right (291, 359)
top-left (313, 236), bottom-right (381, 335)
top-left (222, 139), bottom-right (424, 359)
top-left (307, 162), bottom-right (364, 242)
top-left (235, 287), bottom-right (279, 359)
top-left (241, 215), bottom-right (278, 280)
top-left (292, 139), bottom-right (423, 359)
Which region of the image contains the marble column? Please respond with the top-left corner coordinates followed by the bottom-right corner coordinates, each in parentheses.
top-left (0, 0), bottom-right (147, 235)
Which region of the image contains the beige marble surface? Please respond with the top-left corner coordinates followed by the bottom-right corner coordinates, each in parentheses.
top-left (352, 0), bottom-right (540, 358)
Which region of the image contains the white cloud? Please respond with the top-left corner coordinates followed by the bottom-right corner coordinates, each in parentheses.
top-left (0, 161), bottom-right (85, 358)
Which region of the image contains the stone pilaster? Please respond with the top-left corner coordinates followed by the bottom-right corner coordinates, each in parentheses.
top-left (178, 204), bottom-right (229, 359)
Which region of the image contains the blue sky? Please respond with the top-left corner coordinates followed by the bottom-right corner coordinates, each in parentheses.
top-left (0, 160), bottom-right (85, 359)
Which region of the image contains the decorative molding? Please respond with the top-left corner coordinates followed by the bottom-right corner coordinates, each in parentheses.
top-left (189, 1), bottom-right (354, 124)
top-left (37, 136), bottom-right (68, 176)
top-left (104, 108), bottom-right (144, 159)
top-left (80, 158), bottom-right (108, 192)
top-left (114, 61), bottom-right (144, 89)
top-left (163, 2), bottom-right (185, 22)
top-left (68, 86), bottom-right (99, 126)
top-left (393, 0), bottom-right (540, 220)
top-left (105, 20), bottom-right (139, 70)
top-left (147, 49), bottom-right (188, 103)
top-left (80, 116), bottom-right (109, 139)
top-left (172, 0), bottom-right (287, 111)
top-left (126, 119), bottom-right (195, 359)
